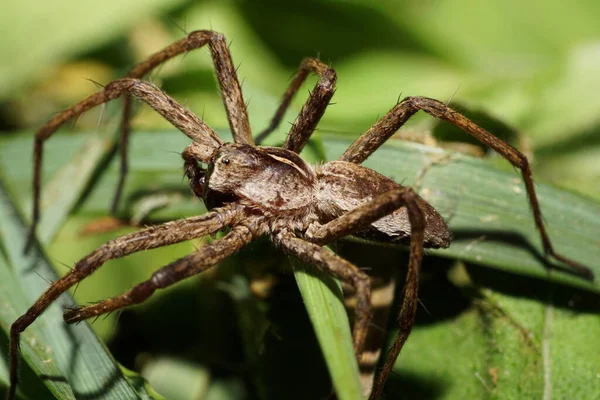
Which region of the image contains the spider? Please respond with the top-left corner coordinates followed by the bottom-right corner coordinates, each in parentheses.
top-left (8, 30), bottom-right (593, 400)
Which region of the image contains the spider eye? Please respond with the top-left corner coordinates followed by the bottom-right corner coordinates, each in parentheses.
top-left (221, 158), bottom-right (230, 165)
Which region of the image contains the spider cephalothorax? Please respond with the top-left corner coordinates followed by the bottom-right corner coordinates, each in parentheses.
top-left (8, 29), bottom-right (592, 400)
top-left (201, 143), bottom-right (317, 212)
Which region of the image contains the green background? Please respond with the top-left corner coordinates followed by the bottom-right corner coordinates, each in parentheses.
top-left (1, 1), bottom-right (599, 399)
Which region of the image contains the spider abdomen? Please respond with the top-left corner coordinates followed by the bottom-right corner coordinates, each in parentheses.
top-left (315, 161), bottom-right (451, 248)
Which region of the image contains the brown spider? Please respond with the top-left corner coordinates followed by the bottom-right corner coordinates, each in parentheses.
top-left (8, 30), bottom-right (593, 400)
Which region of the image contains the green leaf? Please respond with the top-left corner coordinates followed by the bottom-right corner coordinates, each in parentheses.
top-left (0, 170), bottom-right (161, 399)
top-left (293, 260), bottom-right (363, 400)
top-left (393, 267), bottom-right (600, 399)
top-left (37, 136), bottom-right (112, 244)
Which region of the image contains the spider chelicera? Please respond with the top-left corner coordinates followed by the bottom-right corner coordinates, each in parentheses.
top-left (8, 30), bottom-right (593, 400)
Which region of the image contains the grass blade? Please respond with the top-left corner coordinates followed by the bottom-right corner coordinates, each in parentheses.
top-left (293, 260), bottom-right (363, 400)
top-left (0, 168), bottom-right (160, 399)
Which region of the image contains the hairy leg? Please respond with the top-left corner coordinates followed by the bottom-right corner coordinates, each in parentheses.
top-left (114, 30), bottom-right (253, 212)
top-left (63, 222), bottom-right (257, 323)
top-left (254, 58), bottom-right (336, 152)
top-left (28, 78), bottom-right (222, 250)
top-left (305, 188), bottom-right (426, 399)
top-left (340, 96), bottom-right (593, 279)
top-left (9, 206), bottom-right (240, 399)
top-left (306, 188), bottom-right (424, 245)
top-left (275, 232), bottom-right (372, 374)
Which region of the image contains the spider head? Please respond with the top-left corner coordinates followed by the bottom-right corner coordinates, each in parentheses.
top-left (201, 143), bottom-right (262, 209)
top-left (195, 142), bottom-right (316, 211)
top-left (202, 143), bottom-right (316, 211)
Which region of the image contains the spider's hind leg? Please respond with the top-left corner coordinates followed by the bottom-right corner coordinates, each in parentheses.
top-left (306, 188), bottom-right (426, 399)
top-left (276, 232), bottom-right (373, 360)
top-left (340, 96), bottom-right (593, 279)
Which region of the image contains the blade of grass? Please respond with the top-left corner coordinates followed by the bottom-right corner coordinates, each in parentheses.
top-left (0, 168), bottom-right (160, 398)
top-left (37, 135), bottom-right (111, 244)
top-left (293, 259), bottom-right (363, 400)
top-left (0, 252), bottom-right (62, 400)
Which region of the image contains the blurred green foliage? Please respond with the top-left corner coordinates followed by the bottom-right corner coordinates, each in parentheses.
top-left (2, 0), bottom-right (600, 195)
top-left (1, 0), bottom-right (600, 399)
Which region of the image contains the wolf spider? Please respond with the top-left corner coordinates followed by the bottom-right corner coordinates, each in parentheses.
top-left (8, 30), bottom-right (593, 400)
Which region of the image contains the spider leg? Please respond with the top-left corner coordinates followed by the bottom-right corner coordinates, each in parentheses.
top-left (275, 232), bottom-right (373, 378)
top-left (307, 189), bottom-right (424, 245)
top-left (254, 58), bottom-right (336, 152)
top-left (10, 206), bottom-right (240, 400)
top-left (114, 31), bottom-right (253, 213)
top-left (340, 96), bottom-right (593, 279)
top-left (306, 188), bottom-right (426, 399)
top-left (63, 223), bottom-right (257, 324)
top-left (28, 78), bottom-right (223, 250)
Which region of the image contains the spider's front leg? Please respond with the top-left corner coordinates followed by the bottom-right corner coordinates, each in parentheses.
top-left (255, 58), bottom-right (336, 152)
top-left (114, 30), bottom-right (252, 214)
top-left (30, 30), bottom-right (252, 248)
top-left (27, 78), bottom-right (222, 250)
top-left (341, 96), bottom-right (594, 280)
